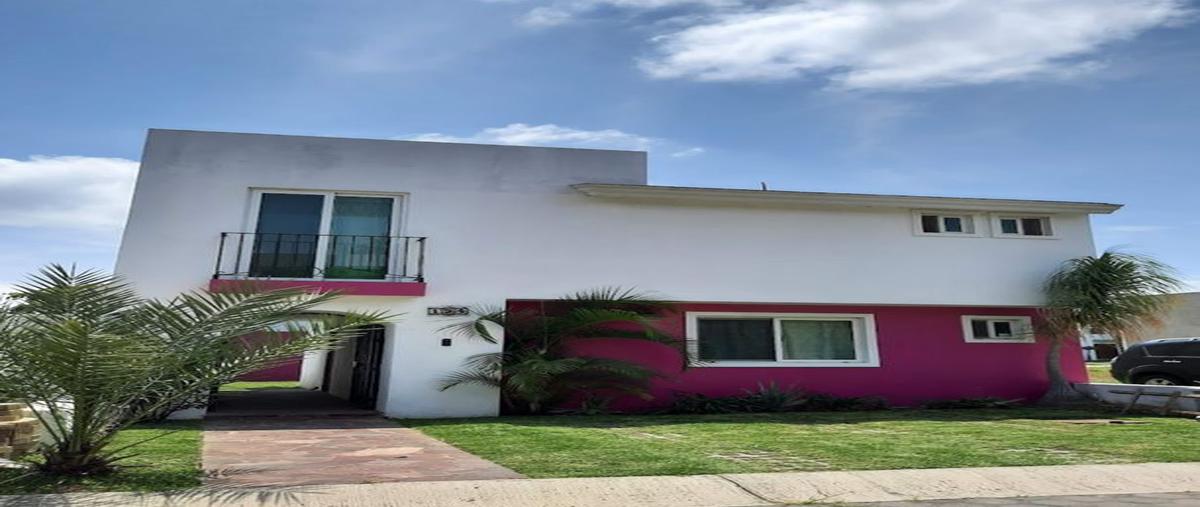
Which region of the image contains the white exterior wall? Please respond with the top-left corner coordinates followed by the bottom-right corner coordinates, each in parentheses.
top-left (115, 129), bottom-right (1102, 418)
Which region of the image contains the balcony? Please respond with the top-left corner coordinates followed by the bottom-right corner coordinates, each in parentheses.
top-left (210, 232), bottom-right (427, 296)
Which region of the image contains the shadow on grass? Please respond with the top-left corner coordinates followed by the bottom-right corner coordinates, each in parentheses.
top-left (399, 405), bottom-right (1141, 430)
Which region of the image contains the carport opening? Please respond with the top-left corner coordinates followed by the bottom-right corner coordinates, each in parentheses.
top-left (208, 323), bottom-right (386, 417)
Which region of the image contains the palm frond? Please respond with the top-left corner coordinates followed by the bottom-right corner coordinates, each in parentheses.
top-left (439, 305), bottom-right (507, 343)
top-left (1043, 250), bottom-right (1183, 335)
top-left (0, 264), bottom-right (390, 474)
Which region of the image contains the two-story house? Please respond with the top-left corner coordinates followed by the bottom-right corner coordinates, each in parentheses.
top-left (115, 129), bottom-right (1118, 418)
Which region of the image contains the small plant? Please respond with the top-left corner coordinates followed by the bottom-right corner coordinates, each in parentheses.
top-left (555, 393), bottom-right (616, 415)
top-left (667, 392), bottom-right (744, 414)
top-left (921, 397), bottom-right (1020, 409)
top-left (805, 394), bottom-right (889, 411)
top-left (439, 287), bottom-right (691, 414)
top-left (739, 382), bottom-right (808, 412)
top-left (665, 385), bottom-right (888, 414)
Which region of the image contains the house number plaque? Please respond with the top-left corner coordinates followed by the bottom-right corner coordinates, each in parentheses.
top-left (427, 306), bottom-right (470, 316)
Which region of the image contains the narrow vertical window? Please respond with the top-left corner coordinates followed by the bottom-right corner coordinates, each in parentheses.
top-left (1021, 218), bottom-right (1045, 236)
top-left (1000, 218), bottom-right (1019, 234)
top-left (921, 215), bottom-right (941, 233)
top-left (326, 196), bottom-right (394, 279)
top-left (942, 216), bottom-right (964, 233)
top-left (971, 319), bottom-right (990, 339)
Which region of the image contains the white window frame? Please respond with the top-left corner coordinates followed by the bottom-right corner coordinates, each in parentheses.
top-left (990, 215), bottom-right (1056, 239)
top-left (239, 189), bottom-right (408, 281)
top-left (685, 312), bottom-right (880, 367)
top-left (961, 315), bottom-right (1035, 343)
top-left (912, 211), bottom-right (983, 237)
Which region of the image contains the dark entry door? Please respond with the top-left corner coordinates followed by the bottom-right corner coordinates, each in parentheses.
top-left (350, 325), bottom-right (386, 409)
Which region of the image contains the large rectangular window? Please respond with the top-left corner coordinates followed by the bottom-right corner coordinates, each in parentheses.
top-left (688, 312), bottom-right (879, 367)
top-left (248, 191), bottom-right (401, 280)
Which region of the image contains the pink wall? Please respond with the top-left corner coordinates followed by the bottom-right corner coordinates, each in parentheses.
top-left (510, 301), bottom-right (1086, 411)
top-left (236, 357), bottom-right (302, 381)
top-left (232, 331), bottom-right (302, 382)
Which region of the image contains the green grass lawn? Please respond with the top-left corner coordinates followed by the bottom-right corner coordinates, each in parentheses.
top-left (1087, 363), bottom-right (1120, 383)
top-left (0, 421), bottom-right (202, 495)
top-left (218, 380), bottom-right (301, 392)
top-left (407, 409), bottom-right (1200, 478)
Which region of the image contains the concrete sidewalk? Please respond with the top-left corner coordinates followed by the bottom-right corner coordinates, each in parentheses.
top-left (3, 462), bottom-right (1200, 506)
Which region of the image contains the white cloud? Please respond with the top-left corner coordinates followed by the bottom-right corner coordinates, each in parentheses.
top-left (406, 123), bottom-right (661, 150)
top-left (0, 156), bottom-right (139, 231)
top-left (670, 147), bottom-right (706, 157)
top-left (629, 0), bottom-right (1193, 90)
top-left (1104, 225), bottom-right (1173, 233)
top-left (518, 0), bottom-right (738, 27)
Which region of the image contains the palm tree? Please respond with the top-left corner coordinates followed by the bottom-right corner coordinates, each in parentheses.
top-left (439, 288), bottom-right (689, 414)
top-left (1040, 251), bottom-right (1182, 403)
top-left (0, 265), bottom-right (386, 475)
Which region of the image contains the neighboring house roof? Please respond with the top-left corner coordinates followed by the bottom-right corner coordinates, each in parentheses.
top-left (572, 183), bottom-right (1122, 214)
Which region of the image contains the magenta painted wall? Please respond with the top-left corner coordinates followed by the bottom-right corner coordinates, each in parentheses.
top-left (510, 301), bottom-right (1086, 410)
top-left (232, 331), bottom-right (302, 382)
top-left (236, 357), bottom-right (302, 381)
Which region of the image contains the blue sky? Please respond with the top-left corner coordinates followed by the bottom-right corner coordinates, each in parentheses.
top-left (1, 0), bottom-right (1198, 292)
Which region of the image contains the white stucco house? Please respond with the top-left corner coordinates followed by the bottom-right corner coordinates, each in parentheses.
top-left (115, 129), bottom-right (1121, 418)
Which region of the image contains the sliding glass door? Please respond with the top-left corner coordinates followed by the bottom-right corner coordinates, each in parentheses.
top-left (248, 192), bottom-right (396, 279)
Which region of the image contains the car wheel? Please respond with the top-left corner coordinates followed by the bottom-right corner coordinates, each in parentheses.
top-left (1136, 374), bottom-right (1182, 386)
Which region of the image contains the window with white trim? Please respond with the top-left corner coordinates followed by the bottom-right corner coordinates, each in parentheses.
top-left (994, 216), bottom-right (1053, 237)
top-left (962, 316), bottom-right (1034, 343)
top-left (914, 212), bottom-right (977, 235)
top-left (687, 312), bottom-right (879, 367)
top-left (244, 190), bottom-right (406, 280)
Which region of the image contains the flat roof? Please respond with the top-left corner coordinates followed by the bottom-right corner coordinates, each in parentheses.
top-left (572, 183), bottom-right (1122, 214)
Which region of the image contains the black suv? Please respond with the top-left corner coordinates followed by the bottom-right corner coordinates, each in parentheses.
top-left (1111, 338), bottom-right (1200, 386)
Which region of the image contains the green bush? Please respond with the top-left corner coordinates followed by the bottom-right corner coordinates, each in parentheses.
top-left (920, 397), bottom-right (1020, 409)
top-left (666, 383), bottom-right (888, 414)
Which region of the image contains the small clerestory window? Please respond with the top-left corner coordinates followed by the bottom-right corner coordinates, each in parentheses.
top-left (996, 216), bottom-right (1053, 237)
top-left (916, 212), bottom-right (977, 235)
top-left (962, 316), bottom-right (1034, 343)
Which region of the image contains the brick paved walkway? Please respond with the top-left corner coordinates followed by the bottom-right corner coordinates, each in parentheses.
top-left (202, 417), bottom-right (524, 487)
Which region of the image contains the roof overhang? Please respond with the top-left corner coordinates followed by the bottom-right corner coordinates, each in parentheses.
top-left (572, 184), bottom-right (1122, 214)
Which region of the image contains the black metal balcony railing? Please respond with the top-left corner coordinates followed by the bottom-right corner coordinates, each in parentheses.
top-left (213, 233), bottom-right (426, 282)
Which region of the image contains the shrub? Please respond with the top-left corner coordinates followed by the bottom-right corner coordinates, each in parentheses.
top-left (921, 397), bottom-right (1020, 409)
top-left (666, 384), bottom-right (889, 414)
top-left (738, 382), bottom-right (809, 412)
top-left (0, 265), bottom-right (386, 476)
top-left (555, 393), bottom-right (617, 415)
